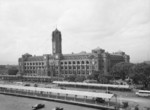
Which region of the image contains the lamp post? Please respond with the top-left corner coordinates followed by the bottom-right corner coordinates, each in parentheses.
top-left (114, 94), bottom-right (118, 110)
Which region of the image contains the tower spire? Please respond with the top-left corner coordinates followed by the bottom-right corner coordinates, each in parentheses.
top-left (52, 28), bottom-right (62, 55)
top-left (53, 25), bottom-right (57, 31)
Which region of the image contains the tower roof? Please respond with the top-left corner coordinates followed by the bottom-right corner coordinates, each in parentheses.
top-left (53, 28), bottom-right (60, 33)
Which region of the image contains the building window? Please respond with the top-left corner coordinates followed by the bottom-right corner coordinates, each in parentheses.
top-left (73, 66), bottom-right (76, 69)
top-left (77, 61), bottom-right (80, 64)
top-left (61, 62), bottom-right (63, 64)
top-left (82, 66), bottom-right (85, 69)
top-left (82, 61), bottom-right (84, 64)
top-left (65, 66), bottom-right (67, 69)
top-left (61, 66), bottom-right (63, 69)
top-left (69, 66), bottom-right (72, 69)
top-left (73, 61), bottom-right (76, 64)
top-left (65, 62), bottom-right (67, 64)
top-left (86, 61), bottom-right (89, 64)
top-left (69, 61), bottom-right (71, 64)
top-left (82, 71), bottom-right (85, 74)
top-left (77, 66), bottom-right (80, 69)
top-left (86, 66), bottom-right (89, 69)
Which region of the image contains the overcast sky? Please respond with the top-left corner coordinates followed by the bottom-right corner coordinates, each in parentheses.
top-left (0, 0), bottom-right (150, 65)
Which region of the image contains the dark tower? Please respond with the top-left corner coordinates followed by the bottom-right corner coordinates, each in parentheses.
top-left (52, 28), bottom-right (62, 55)
top-left (52, 28), bottom-right (62, 80)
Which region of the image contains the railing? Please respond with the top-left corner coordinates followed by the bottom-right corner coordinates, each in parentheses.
top-left (0, 86), bottom-right (116, 110)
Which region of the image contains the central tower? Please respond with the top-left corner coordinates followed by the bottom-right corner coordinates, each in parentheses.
top-left (52, 28), bottom-right (62, 79)
top-left (52, 28), bottom-right (62, 56)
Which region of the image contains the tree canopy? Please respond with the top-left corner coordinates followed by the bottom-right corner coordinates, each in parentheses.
top-left (7, 68), bottom-right (18, 75)
top-left (111, 62), bottom-right (150, 89)
top-left (131, 63), bottom-right (150, 88)
top-left (111, 62), bottom-right (134, 80)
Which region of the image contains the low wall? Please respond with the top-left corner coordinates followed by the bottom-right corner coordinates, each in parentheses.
top-left (0, 87), bottom-right (116, 110)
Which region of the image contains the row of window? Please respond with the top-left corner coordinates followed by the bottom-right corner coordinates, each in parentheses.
top-left (24, 65), bottom-right (90, 70)
top-left (61, 71), bottom-right (90, 75)
top-left (24, 60), bottom-right (90, 66)
top-left (24, 62), bottom-right (44, 66)
top-left (61, 66), bottom-right (89, 70)
top-left (60, 61), bottom-right (89, 65)
top-left (24, 67), bottom-right (44, 69)
top-left (24, 70), bottom-right (46, 74)
top-left (24, 66), bottom-right (90, 70)
top-left (25, 70), bottom-right (36, 73)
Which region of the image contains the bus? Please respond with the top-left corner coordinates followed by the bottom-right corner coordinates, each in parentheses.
top-left (135, 90), bottom-right (150, 97)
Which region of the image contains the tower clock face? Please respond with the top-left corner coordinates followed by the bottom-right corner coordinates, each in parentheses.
top-left (44, 56), bottom-right (47, 59)
top-left (55, 54), bottom-right (59, 59)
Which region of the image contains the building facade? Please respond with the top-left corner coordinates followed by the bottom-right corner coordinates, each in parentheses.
top-left (18, 29), bottom-right (130, 77)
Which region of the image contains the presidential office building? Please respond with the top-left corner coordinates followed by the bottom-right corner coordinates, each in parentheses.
top-left (18, 29), bottom-right (130, 77)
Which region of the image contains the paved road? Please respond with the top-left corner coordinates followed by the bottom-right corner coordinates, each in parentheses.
top-left (1, 81), bottom-right (150, 109)
top-left (118, 96), bottom-right (150, 108)
top-left (0, 94), bottom-right (100, 110)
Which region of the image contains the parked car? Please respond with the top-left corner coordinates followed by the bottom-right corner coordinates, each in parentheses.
top-left (60, 87), bottom-right (66, 90)
top-left (34, 84), bottom-right (38, 87)
top-left (32, 103), bottom-right (45, 110)
top-left (95, 98), bottom-right (105, 103)
top-left (24, 83), bottom-right (30, 86)
top-left (52, 107), bottom-right (63, 110)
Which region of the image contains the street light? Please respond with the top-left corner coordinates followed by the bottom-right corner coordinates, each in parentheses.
top-left (114, 94), bottom-right (118, 110)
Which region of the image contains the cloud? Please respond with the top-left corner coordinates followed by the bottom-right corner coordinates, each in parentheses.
top-left (0, 0), bottom-right (150, 64)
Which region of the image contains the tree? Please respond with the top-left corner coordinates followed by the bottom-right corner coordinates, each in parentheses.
top-left (87, 71), bottom-right (102, 81)
top-left (87, 70), bottom-right (110, 83)
top-left (65, 75), bottom-right (76, 82)
top-left (7, 68), bottom-right (18, 75)
top-left (131, 63), bottom-right (150, 89)
top-left (111, 62), bottom-right (134, 80)
top-left (75, 76), bottom-right (85, 82)
top-left (98, 74), bottom-right (109, 84)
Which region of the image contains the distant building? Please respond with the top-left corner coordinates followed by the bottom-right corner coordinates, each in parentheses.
top-left (18, 29), bottom-right (130, 77)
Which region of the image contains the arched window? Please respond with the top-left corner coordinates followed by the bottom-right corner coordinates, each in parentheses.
top-left (86, 61), bottom-right (89, 64)
top-left (77, 61), bottom-right (80, 64)
top-left (82, 61), bottom-right (85, 64)
top-left (73, 61), bottom-right (76, 64)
